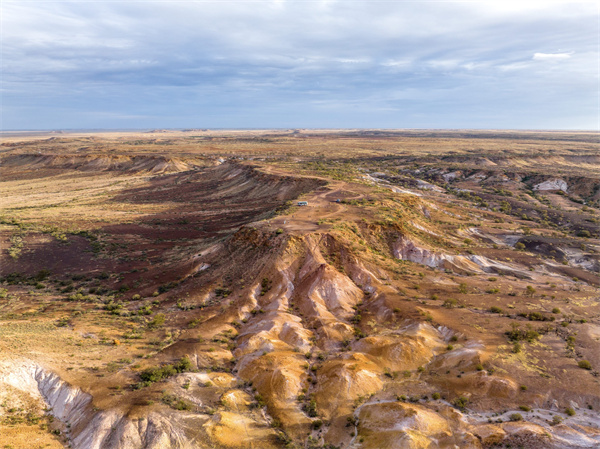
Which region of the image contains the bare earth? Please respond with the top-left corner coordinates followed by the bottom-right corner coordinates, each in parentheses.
top-left (0, 129), bottom-right (598, 449)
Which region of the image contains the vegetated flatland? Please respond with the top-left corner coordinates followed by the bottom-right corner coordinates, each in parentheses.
top-left (0, 129), bottom-right (599, 449)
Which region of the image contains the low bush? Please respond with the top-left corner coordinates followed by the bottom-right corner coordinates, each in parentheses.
top-left (506, 324), bottom-right (540, 343)
top-left (147, 313), bottom-right (166, 329)
top-left (443, 298), bottom-right (458, 309)
top-left (578, 360), bottom-right (592, 370)
top-left (138, 356), bottom-right (192, 386)
top-left (161, 393), bottom-right (192, 411)
top-left (453, 396), bottom-right (469, 410)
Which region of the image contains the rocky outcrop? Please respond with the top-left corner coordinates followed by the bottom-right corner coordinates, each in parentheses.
top-left (356, 402), bottom-right (479, 449)
top-left (534, 179), bottom-right (568, 192)
top-left (0, 153), bottom-right (209, 174)
top-left (392, 235), bottom-right (483, 274)
top-left (0, 361), bottom-right (202, 449)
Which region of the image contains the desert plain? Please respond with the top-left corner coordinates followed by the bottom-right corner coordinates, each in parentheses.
top-left (0, 129), bottom-right (599, 449)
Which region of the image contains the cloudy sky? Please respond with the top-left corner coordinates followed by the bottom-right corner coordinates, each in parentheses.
top-left (2, 1), bottom-right (598, 130)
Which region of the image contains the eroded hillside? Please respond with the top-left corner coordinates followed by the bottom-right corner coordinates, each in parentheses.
top-left (0, 130), bottom-right (599, 449)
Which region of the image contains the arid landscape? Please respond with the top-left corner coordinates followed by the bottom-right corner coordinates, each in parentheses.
top-left (0, 129), bottom-right (599, 449)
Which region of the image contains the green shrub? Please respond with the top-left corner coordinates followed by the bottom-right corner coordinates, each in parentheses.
top-left (104, 301), bottom-right (123, 314)
top-left (527, 312), bottom-right (546, 321)
top-left (260, 278), bottom-right (272, 296)
top-left (139, 365), bottom-right (176, 383)
top-left (161, 393), bottom-right (192, 410)
top-left (303, 399), bottom-right (318, 417)
top-left (552, 415), bottom-right (563, 425)
top-left (35, 269), bottom-right (51, 281)
top-left (175, 355), bottom-right (193, 372)
top-left (578, 360), bottom-right (592, 370)
top-left (506, 323), bottom-right (540, 343)
top-left (158, 282), bottom-right (177, 293)
top-left (138, 305), bottom-right (153, 315)
top-left (138, 356), bottom-right (192, 385)
top-left (147, 313), bottom-right (166, 329)
top-left (565, 407), bottom-right (576, 416)
top-left (215, 287), bottom-right (231, 298)
top-left (443, 298), bottom-right (458, 309)
top-left (490, 306), bottom-right (503, 314)
top-left (453, 396), bottom-right (469, 410)
top-left (383, 367), bottom-right (396, 379)
top-left (509, 413), bottom-right (523, 421)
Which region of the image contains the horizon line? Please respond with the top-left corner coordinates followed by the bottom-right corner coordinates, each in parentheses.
top-left (1, 127), bottom-right (598, 133)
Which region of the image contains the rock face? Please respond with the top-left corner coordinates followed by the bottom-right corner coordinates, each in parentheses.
top-left (442, 171), bottom-right (462, 182)
top-left (534, 179), bottom-right (568, 192)
top-left (2, 362), bottom-right (203, 449)
top-left (472, 424), bottom-right (506, 445)
top-left (392, 235), bottom-right (482, 274)
top-left (356, 402), bottom-right (479, 449)
top-left (1, 361), bottom-right (170, 448)
top-left (203, 411), bottom-right (279, 449)
top-left (0, 360), bottom-right (281, 449)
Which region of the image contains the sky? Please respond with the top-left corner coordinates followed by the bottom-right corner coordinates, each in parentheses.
top-left (1, 1), bottom-right (598, 130)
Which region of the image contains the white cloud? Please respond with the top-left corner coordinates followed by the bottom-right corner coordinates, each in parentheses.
top-left (335, 58), bottom-right (370, 64)
top-left (533, 52), bottom-right (573, 61)
top-left (381, 60), bottom-right (411, 68)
